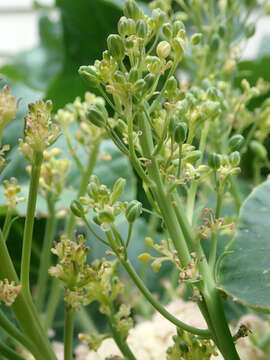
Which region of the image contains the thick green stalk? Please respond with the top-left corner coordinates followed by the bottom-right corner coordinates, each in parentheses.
top-left (21, 150), bottom-right (43, 298)
top-left (0, 310), bottom-right (40, 358)
top-left (44, 278), bottom-right (61, 333)
top-left (209, 189), bottom-right (223, 272)
top-left (0, 232), bottom-right (56, 360)
top-left (137, 111), bottom-right (240, 359)
top-left (36, 195), bottom-right (57, 312)
top-left (0, 342), bottom-right (25, 360)
top-left (66, 140), bottom-right (100, 238)
top-left (64, 305), bottom-right (74, 360)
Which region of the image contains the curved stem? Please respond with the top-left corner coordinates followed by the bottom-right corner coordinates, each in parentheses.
top-left (21, 150), bottom-right (43, 298)
top-left (36, 195), bottom-right (57, 312)
top-left (64, 305), bottom-right (74, 360)
top-left (0, 342), bottom-right (25, 360)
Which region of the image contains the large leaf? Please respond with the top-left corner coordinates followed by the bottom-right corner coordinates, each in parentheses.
top-left (219, 179), bottom-right (270, 313)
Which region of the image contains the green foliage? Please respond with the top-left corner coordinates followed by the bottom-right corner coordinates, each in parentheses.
top-left (219, 179), bottom-right (270, 313)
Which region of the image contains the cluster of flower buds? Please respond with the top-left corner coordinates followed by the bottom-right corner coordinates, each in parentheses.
top-left (197, 208), bottom-right (236, 240)
top-left (20, 100), bottom-right (60, 161)
top-left (167, 327), bottom-right (217, 360)
top-left (29, 148), bottom-right (71, 199)
top-left (3, 177), bottom-right (25, 209)
top-left (0, 279), bottom-right (21, 306)
top-left (139, 237), bottom-right (184, 274)
top-left (71, 176), bottom-right (142, 232)
top-left (78, 331), bottom-right (111, 352)
top-left (0, 144), bottom-right (10, 175)
top-left (0, 81), bottom-right (17, 137)
top-left (55, 92), bottom-right (106, 148)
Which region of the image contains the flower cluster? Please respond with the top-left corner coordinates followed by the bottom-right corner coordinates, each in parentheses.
top-left (3, 177), bottom-right (25, 209)
top-left (0, 279), bottom-right (21, 306)
top-left (0, 81), bottom-right (17, 136)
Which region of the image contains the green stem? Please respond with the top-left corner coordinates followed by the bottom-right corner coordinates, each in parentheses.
top-left (186, 121), bottom-right (210, 224)
top-left (21, 151), bottom-right (43, 298)
top-left (209, 189), bottom-right (223, 272)
top-left (0, 231), bottom-right (56, 360)
top-left (36, 195), bottom-right (57, 312)
top-left (253, 160), bottom-right (261, 187)
top-left (3, 209), bottom-right (12, 242)
top-left (121, 258), bottom-right (210, 338)
top-left (66, 140), bottom-right (100, 238)
top-left (0, 342), bottom-right (25, 360)
top-left (230, 176), bottom-right (242, 214)
top-left (107, 306), bottom-right (136, 360)
top-left (44, 278), bottom-right (61, 333)
top-left (64, 305), bottom-right (74, 360)
top-left (0, 310), bottom-right (40, 359)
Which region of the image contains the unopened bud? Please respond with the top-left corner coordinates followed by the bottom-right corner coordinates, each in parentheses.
top-left (125, 200), bottom-right (142, 223)
top-left (208, 153), bottom-right (221, 169)
top-left (163, 22), bottom-right (172, 39)
top-left (136, 19), bottom-right (148, 38)
top-left (118, 16), bottom-right (135, 37)
top-left (98, 209), bottom-right (115, 223)
top-left (138, 253), bottom-right (151, 262)
top-left (174, 122), bottom-right (188, 144)
top-left (173, 37), bottom-right (185, 59)
top-left (78, 66), bottom-right (99, 88)
top-left (107, 34), bottom-right (125, 61)
top-left (123, 0), bottom-right (143, 20)
top-left (156, 41), bottom-right (171, 58)
top-left (190, 33), bottom-right (202, 46)
top-left (250, 140), bottom-right (268, 160)
top-left (229, 151), bottom-right (241, 167)
top-left (210, 34), bottom-right (220, 52)
top-left (172, 20), bottom-right (185, 37)
top-left (152, 8), bottom-right (166, 28)
top-left (87, 104), bottom-right (108, 128)
top-left (228, 134), bottom-right (244, 151)
top-left (184, 150), bottom-right (201, 163)
top-left (70, 200), bottom-right (84, 218)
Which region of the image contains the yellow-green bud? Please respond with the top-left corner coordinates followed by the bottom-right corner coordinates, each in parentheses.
top-left (113, 70), bottom-right (126, 84)
top-left (136, 19), bottom-right (148, 38)
top-left (138, 253), bottom-right (151, 263)
top-left (87, 104), bottom-right (108, 128)
top-left (156, 41), bottom-right (171, 58)
top-left (145, 236), bottom-right (154, 246)
top-left (174, 122), bottom-right (188, 144)
top-left (145, 56), bottom-right (161, 74)
top-left (184, 150), bottom-right (201, 163)
top-left (128, 69), bottom-right (139, 83)
top-left (229, 151), bottom-right (241, 167)
top-left (201, 101), bottom-right (220, 117)
top-left (165, 76), bottom-right (177, 95)
top-left (107, 34), bottom-right (125, 61)
top-left (152, 8), bottom-right (166, 28)
top-left (112, 178), bottom-right (126, 202)
top-left (206, 87), bottom-right (219, 101)
top-left (143, 73), bottom-right (156, 93)
top-left (168, 115), bottom-right (177, 137)
top-left (172, 20), bottom-right (185, 37)
top-left (228, 134), bottom-right (244, 151)
top-left (87, 182), bottom-right (99, 199)
top-left (208, 153), bottom-right (221, 169)
top-left (70, 200), bottom-right (84, 218)
top-left (173, 37), bottom-right (185, 59)
top-left (118, 16), bottom-right (135, 37)
top-left (190, 33), bottom-right (202, 46)
top-left (218, 25), bottom-right (226, 38)
top-left (123, 0), bottom-right (143, 20)
top-left (162, 22), bottom-right (172, 39)
top-left (78, 66), bottom-right (99, 88)
top-left (250, 140), bottom-right (268, 160)
top-left (98, 209), bottom-right (115, 223)
top-left (125, 200), bottom-right (142, 223)
top-left (134, 79), bottom-right (145, 92)
top-left (210, 34), bottom-right (220, 52)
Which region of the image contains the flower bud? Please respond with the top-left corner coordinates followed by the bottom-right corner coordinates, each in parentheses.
top-left (87, 182), bottom-right (99, 199)
top-left (138, 253), bottom-right (151, 262)
top-left (98, 209), bottom-right (115, 223)
top-left (174, 122), bottom-right (188, 144)
top-left (152, 8), bottom-right (166, 28)
top-left (206, 87), bottom-right (219, 101)
top-left (123, 0), bottom-right (143, 20)
top-left (128, 69), bottom-right (139, 83)
top-left (145, 56), bottom-right (161, 74)
top-left (165, 76), bottom-right (177, 95)
top-left (136, 19), bottom-right (148, 38)
top-left (156, 41), bottom-right (171, 58)
top-left (107, 34), bottom-right (125, 61)
top-left (228, 134), bottom-right (244, 151)
top-left (70, 200), bottom-right (84, 218)
top-left (201, 101), bottom-right (220, 117)
top-left (118, 16), bottom-right (135, 37)
top-left (208, 153), bottom-right (222, 169)
top-left (163, 22), bottom-right (172, 39)
top-left (143, 73), bottom-right (156, 92)
top-left (134, 79), bottom-right (145, 92)
top-left (184, 150), bottom-right (201, 163)
top-left (190, 33), bottom-right (202, 46)
top-left (168, 115), bottom-right (177, 137)
top-left (125, 200), bottom-right (142, 223)
top-left (113, 70), bottom-right (126, 84)
top-left (172, 20), bottom-right (185, 37)
top-left (250, 140), bottom-right (268, 160)
top-left (218, 25), bottom-right (226, 38)
top-left (210, 34), bottom-right (220, 52)
top-left (173, 37), bottom-right (185, 59)
top-left (245, 23), bottom-right (256, 38)
top-left (78, 66), bottom-right (99, 88)
top-left (112, 177), bottom-right (126, 202)
top-left (229, 151), bottom-right (241, 167)
top-left (87, 104), bottom-right (108, 128)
